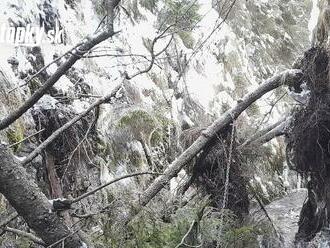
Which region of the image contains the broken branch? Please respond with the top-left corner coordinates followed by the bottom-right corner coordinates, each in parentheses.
top-left (21, 85), bottom-right (122, 166)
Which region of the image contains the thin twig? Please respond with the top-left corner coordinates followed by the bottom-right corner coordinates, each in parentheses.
top-left (71, 171), bottom-right (162, 204)
top-left (47, 229), bottom-right (80, 248)
top-left (249, 184), bottom-right (283, 242)
top-left (125, 25), bottom-right (174, 80)
top-left (175, 220), bottom-right (198, 248)
top-left (222, 122), bottom-right (235, 210)
top-left (4, 227), bottom-right (45, 246)
top-left (8, 129), bottom-right (45, 148)
top-left (255, 92), bottom-right (287, 131)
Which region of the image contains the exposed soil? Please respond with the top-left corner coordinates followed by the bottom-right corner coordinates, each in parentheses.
top-left (181, 124), bottom-right (249, 220)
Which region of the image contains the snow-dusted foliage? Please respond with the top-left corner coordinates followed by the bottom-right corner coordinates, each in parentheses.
top-left (0, 0), bottom-right (317, 247)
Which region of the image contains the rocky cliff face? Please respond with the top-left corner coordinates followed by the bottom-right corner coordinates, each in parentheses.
top-left (0, 0), bottom-right (315, 247)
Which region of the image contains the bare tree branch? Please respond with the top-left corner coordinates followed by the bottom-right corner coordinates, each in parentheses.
top-left (255, 92), bottom-right (287, 130)
top-left (21, 85), bottom-right (122, 166)
top-left (125, 25), bottom-right (174, 80)
top-left (186, 0), bottom-right (237, 66)
top-left (8, 128), bottom-right (45, 149)
top-left (46, 229), bottom-right (80, 248)
top-left (249, 183), bottom-right (282, 241)
top-left (3, 227), bottom-right (46, 246)
top-left (70, 171), bottom-right (162, 204)
top-left (174, 220), bottom-right (199, 248)
top-left (47, 171), bottom-right (162, 212)
top-left (248, 120), bottom-right (290, 147)
top-left (175, 201), bottom-right (207, 248)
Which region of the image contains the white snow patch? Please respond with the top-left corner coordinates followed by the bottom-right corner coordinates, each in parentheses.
top-left (54, 76), bottom-right (74, 93)
top-left (308, 0), bottom-right (320, 42)
top-left (33, 95), bottom-right (58, 110)
top-left (71, 99), bottom-right (89, 113)
top-left (254, 176), bottom-right (270, 198)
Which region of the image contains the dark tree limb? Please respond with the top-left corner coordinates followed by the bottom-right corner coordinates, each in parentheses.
top-left (0, 212), bottom-right (19, 229)
top-left (0, 145), bottom-right (83, 247)
top-left (49, 171), bottom-right (162, 211)
top-left (21, 84), bottom-right (122, 166)
top-left (119, 69), bottom-right (302, 225)
top-left (71, 171), bottom-right (161, 204)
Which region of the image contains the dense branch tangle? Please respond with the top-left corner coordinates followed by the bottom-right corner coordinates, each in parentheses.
top-left (0, 1), bottom-right (122, 247)
top-left (117, 69), bottom-right (303, 225)
top-left (0, 1), bottom-right (120, 131)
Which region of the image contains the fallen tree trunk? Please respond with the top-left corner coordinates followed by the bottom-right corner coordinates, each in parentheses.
top-left (0, 145), bottom-right (84, 247)
top-left (240, 117), bottom-right (287, 147)
top-left (242, 117), bottom-right (291, 148)
top-left (251, 120), bottom-right (288, 146)
top-left (122, 69), bottom-right (302, 224)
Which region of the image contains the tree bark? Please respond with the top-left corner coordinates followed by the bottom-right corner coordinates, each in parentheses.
top-left (45, 152), bottom-right (63, 198)
top-left (250, 120), bottom-right (288, 146)
top-left (241, 118), bottom-right (291, 148)
top-left (0, 145), bottom-right (84, 247)
top-left (240, 117), bottom-right (287, 147)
